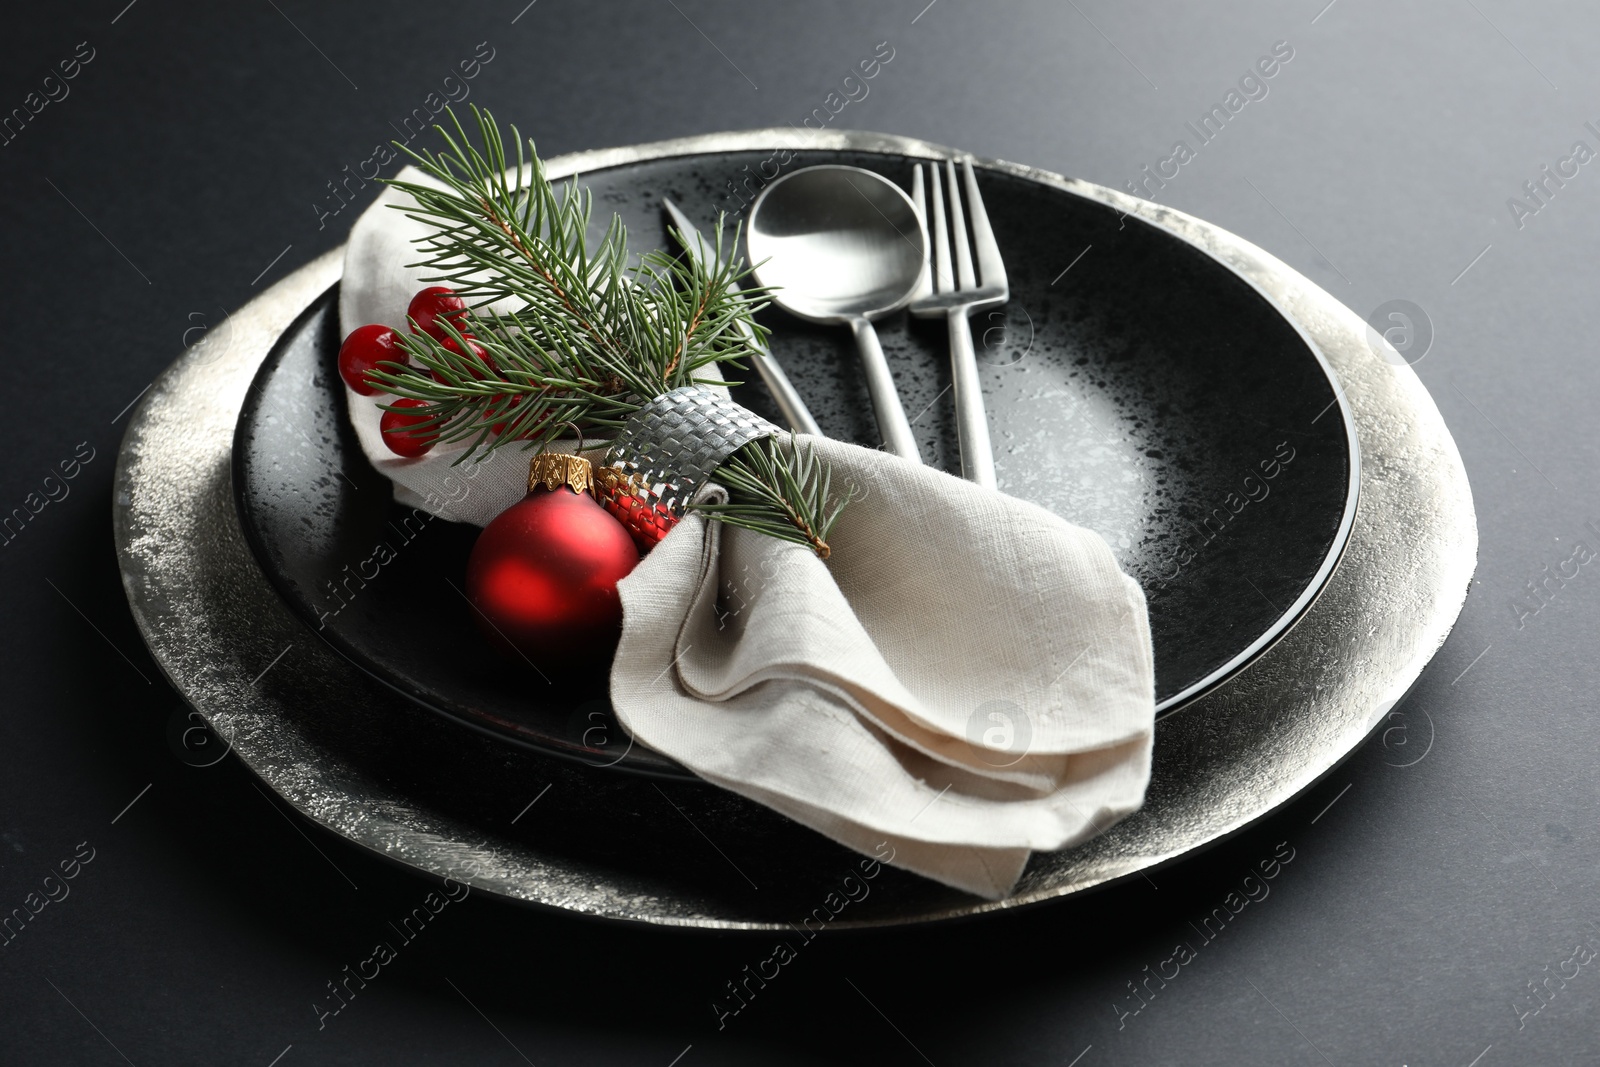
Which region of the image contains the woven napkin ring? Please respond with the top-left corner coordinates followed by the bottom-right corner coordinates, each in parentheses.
top-left (601, 385), bottom-right (780, 518)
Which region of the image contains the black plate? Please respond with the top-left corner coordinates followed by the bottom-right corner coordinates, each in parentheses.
top-left (233, 147), bottom-right (1357, 777)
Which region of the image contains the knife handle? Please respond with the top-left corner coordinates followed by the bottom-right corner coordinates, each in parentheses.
top-left (743, 322), bottom-right (823, 437)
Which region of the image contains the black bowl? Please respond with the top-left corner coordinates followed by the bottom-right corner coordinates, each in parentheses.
top-left (233, 147), bottom-right (1356, 777)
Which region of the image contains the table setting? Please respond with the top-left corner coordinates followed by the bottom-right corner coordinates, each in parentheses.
top-left (36, 0), bottom-right (1600, 1060)
top-left (113, 109), bottom-right (1474, 927)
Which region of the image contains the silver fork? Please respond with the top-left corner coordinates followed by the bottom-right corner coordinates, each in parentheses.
top-left (909, 159), bottom-right (1008, 489)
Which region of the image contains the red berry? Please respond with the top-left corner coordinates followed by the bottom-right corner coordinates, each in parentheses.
top-left (380, 398), bottom-right (437, 458)
top-left (486, 395), bottom-right (546, 438)
top-left (338, 325), bottom-right (405, 396)
top-left (487, 396), bottom-right (517, 437)
top-left (407, 286), bottom-right (469, 341)
top-left (442, 334), bottom-right (496, 378)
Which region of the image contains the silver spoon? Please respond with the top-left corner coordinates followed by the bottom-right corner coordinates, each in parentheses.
top-left (747, 166), bottom-right (927, 462)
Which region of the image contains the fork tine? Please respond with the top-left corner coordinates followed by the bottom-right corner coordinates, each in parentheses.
top-left (910, 164), bottom-right (931, 300)
top-left (928, 159), bottom-right (953, 294)
top-left (962, 159), bottom-right (1006, 290)
top-left (946, 159), bottom-right (976, 291)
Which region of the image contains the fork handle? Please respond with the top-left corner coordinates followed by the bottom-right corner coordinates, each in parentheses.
top-left (948, 307), bottom-right (997, 488)
top-left (849, 317), bottom-right (922, 463)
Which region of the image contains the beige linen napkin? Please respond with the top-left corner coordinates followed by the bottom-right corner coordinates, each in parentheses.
top-left (341, 167), bottom-right (540, 526)
top-left (340, 168), bottom-right (1157, 899)
top-left (611, 439), bottom-right (1153, 898)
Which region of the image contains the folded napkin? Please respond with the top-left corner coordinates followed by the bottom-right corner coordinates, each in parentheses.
top-left (341, 169), bottom-right (533, 526)
top-left (340, 168), bottom-right (1157, 899)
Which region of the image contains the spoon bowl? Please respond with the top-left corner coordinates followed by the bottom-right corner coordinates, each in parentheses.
top-left (748, 166), bottom-right (927, 460)
top-left (748, 166), bottom-right (926, 321)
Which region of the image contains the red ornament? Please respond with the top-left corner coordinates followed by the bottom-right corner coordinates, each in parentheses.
top-left (338, 324), bottom-right (405, 395)
top-left (466, 454), bottom-right (640, 669)
top-left (407, 286), bottom-right (469, 341)
top-left (380, 398), bottom-right (437, 457)
top-left (594, 467), bottom-right (679, 552)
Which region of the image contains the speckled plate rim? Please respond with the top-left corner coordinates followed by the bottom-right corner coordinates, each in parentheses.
top-left (113, 130), bottom-right (1476, 929)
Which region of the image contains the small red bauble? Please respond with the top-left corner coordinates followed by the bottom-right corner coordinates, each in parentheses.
top-left (380, 398), bottom-right (437, 457)
top-left (338, 324), bottom-right (405, 396)
top-left (466, 455), bottom-right (640, 669)
top-left (594, 467), bottom-right (680, 552)
top-left (407, 286), bottom-right (469, 341)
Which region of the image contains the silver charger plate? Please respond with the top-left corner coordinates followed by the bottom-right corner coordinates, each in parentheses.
top-left (113, 130), bottom-right (1476, 929)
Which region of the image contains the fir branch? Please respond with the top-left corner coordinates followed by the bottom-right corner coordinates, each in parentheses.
top-left (369, 105), bottom-right (844, 556)
top-left (380, 104), bottom-right (770, 438)
top-left (692, 436), bottom-right (845, 559)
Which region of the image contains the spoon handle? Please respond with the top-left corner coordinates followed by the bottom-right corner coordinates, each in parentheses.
top-left (849, 317), bottom-right (922, 463)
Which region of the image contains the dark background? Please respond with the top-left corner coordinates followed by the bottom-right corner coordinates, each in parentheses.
top-left (1, 1), bottom-right (1594, 1063)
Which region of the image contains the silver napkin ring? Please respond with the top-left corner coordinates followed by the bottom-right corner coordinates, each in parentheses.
top-left (602, 386), bottom-right (780, 517)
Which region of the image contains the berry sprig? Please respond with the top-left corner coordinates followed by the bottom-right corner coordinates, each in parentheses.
top-left (335, 105), bottom-right (844, 557)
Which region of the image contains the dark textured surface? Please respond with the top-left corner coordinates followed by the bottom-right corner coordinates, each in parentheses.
top-left (232, 151), bottom-right (1350, 770)
top-left (0, 2), bottom-right (1591, 1065)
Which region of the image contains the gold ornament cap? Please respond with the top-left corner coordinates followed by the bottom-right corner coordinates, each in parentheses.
top-left (528, 453), bottom-right (593, 495)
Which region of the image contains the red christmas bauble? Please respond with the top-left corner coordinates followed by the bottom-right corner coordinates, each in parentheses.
top-left (407, 286), bottom-right (469, 341)
top-left (466, 455), bottom-right (640, 669)
top-left (594, 466), bottom-right (679, 552)
top-left (338, 324), bottom-right (405, 395)
top-left (380, 398), bottom-right (437, 457)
